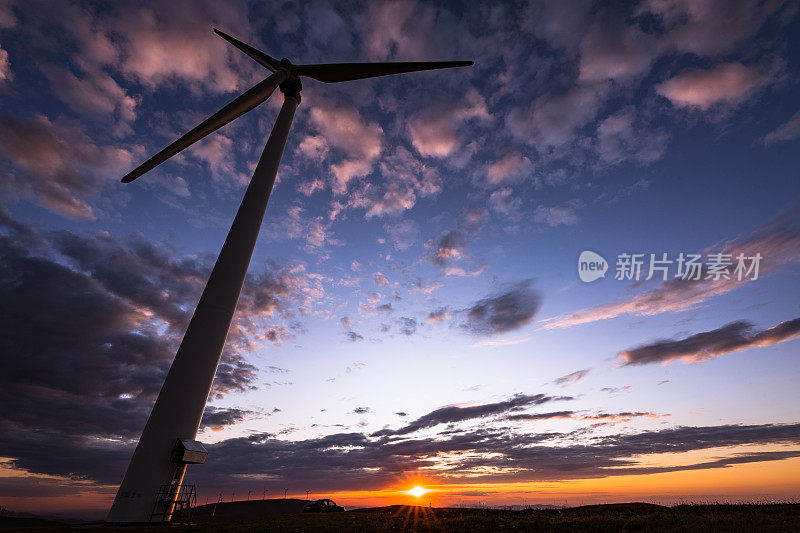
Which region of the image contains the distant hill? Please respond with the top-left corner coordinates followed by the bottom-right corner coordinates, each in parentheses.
top-left (191, 498), bottom-right (308, 521)
top-left (348, 503), bottom-right (564, 513)
top-left (0, 514), bottom-right (67, 528)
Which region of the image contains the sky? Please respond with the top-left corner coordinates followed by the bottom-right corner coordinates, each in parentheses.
top-left (0, 0), bottom-right (799, 520)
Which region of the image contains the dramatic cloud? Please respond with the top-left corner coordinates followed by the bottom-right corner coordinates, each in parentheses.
top-left (2, 368), bottom-right (799, 497)
top-left (488, 187), bottom-right (520, 215)
top-left (384, 219), bottom-right (419, 250)
top-left (41, 63), bottom-right (137, 127)
top-left (372, 393), bottom-right (572, 437)
top-left (578, 18), bottom-right (660, 82)
top-left (641, 0), bottom-right (784, 56)
top-left (0, 115), bottom-right (133, 219)
top-left (397, 317), bottom-right (418, 336)
top-left (427, 307), bottom-right (452, 324)
top-left (461, 280), bottom-right (541, 335)
top-left (601, 386), bottom-right (631, 394)
top-left (408, 88), bottom-right (489, 158)
top-left (296, 135), bottom-right (329, 163)
top-left (0, 233), bottom-right (169, 441)
top-left (0, 476), bottom-right (99, 499)
top-left (620, 317), bottom-right (800, 366)
top-left (505, 411), bottom-right (576, 422)
top-left (508, 85), bottom-right (606, 149)
top-left (360, 0), bottom-right (464, 61)
top-left (101, 0), bottom-right (254, 93)
top-left (0, 44), bottom-right (11, 83)
top-left (308, 100), bottom-right (383, 194)
top-left (344, 147), bottom-right (442, 219)
top-left (486, 152), bottom-right (531, 185)
top-left (0, 211), bottom-right (305, 453)
top-left (193, 421), bottom-right (800, 493)
top-left (425, 230), bottom-right (467, 266)
top-left (761, 110), bottom-right (800, 146)
top-left (345, 331), bottom-right (364, 342)
top-left (200, 407), bottom-right (257, 431)
top-left (656, 62), bottom-right (770, 110)
top-left (583, 412), bottom-right (667, 422)
top-left (555, 369), bottom-right (590, 387)
top-left (595, 110), bottom-right (668, 165)
top-left (534, 202), bottom-right (581, 227)
top-left (459, 206), bottom-right (488, 234)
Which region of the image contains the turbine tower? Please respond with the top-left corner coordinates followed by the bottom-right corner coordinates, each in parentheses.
top-left (106, 28), bottom-right (472, 524)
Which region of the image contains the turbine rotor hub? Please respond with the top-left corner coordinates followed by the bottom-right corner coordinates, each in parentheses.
top-left (278, 58), bottom-right (301, 103)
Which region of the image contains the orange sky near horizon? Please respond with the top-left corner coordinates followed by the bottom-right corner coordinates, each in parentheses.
top-left (5, 445), bottom-right (798, 518)
top-left (324, 455), bottom-right (800, 509)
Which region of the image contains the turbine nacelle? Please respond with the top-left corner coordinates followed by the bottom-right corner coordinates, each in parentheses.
top-left (120, 28), bottom-right (473, 183)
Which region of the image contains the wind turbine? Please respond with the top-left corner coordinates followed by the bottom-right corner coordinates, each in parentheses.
top-left (106, 28), bottom-right (472, 524)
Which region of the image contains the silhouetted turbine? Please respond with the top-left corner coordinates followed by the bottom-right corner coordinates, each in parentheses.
top-left (107, 29), bottom-right (472, 524)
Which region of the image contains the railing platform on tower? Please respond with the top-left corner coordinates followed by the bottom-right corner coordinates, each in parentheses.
top-left (150, 483), bottom-right (196, 524)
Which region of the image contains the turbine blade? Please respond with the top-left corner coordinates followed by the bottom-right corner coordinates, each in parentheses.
top-left (294, 60), bottom-right (473, 83)
top-left (213, 28), bottom-right (280, 72)
top-left (121, 71), bottom-right (287, 183)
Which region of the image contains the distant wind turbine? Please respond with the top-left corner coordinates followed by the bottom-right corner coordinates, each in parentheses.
top-left (106, 29), bottom-right (472, 524)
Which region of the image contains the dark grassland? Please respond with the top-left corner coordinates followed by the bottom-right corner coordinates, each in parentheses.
top-left (3, 503), bottom-right (800, 532)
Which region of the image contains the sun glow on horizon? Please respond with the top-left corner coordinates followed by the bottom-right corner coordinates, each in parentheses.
top-left (406, 485), bottom-right (431, 498)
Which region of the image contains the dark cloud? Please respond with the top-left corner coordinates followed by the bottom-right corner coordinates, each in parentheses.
top-left (554, 369), bottom-right (590, 387)
top-left (461, 280), bottom-right (541, 335)
top-left (2, 376), bottom-right (798, 497)
top-left (459, 206), bottom-right (488, 233)
top-left (425, 229), bottom-right (467, 266)
top-left (0, 225), bottom-right (171, 441)
top-left (397, 317), bottom-right (417, 336)
top-left (191, 421), bottom-right (800, 494)
top-left (427, 307), bottom-right (451, 323)
top-left (642, 0), bottom-right (783, 57)
top-left (0, 476), bottom-right (104, 499)
top-left (600, 386), bottom-right (631, 394)
top-left (0, 115), bottom-right (132, 219)
top-left (581, 412), bottom-right (667, 423)
top-left (200, 407), bottom-right (256, 431)
top-left (372, 393), bottom-right (572, 437)
top-left (578, 16), bottom-right (659, 82)
top-left (0, 421), bottom-right (133, 484)
top-left (0, 213), bottom-right (305, 482)
top-left (208, 359), bottom-right (259, 399)
top-left (395, 412), bottom-right (408, 417)
top-left (505, 411), bottom-right (576, 421)
top-left (345, 331), bottom-right (364, 342)
top-left (620, 317), bottom-right (800, 366)
top-left (352, 407), bottom-right (370, 415)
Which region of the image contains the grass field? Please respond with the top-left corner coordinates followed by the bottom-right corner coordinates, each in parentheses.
top-left (3, 503), bottom-right (800, 531)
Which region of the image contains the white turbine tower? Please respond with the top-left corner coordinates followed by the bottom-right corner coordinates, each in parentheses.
top-left (106, 29), bottom-right (472, 524)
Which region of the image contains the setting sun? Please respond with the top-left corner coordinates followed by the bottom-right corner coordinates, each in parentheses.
top-left (406, 486), bottom-right (430, 498)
